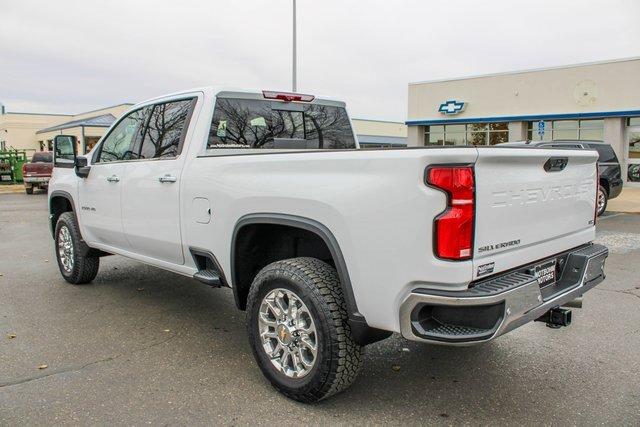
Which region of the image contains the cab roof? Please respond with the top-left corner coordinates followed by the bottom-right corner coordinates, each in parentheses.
top-left (134, 86), bottom-right (346, 109)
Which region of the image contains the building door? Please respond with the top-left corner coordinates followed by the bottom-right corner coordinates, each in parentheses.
top-left (85, 137), bottom-right (100, 153)
top-left (627, 124), bottom-right (640, 186)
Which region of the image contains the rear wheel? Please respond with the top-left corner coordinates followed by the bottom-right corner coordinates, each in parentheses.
top-left (246, 257), bottom-right (363, 403)
top-left (25, 186), bottom-right (33, 195)
top-left (597, 186), bottom-right (608, 217)
top-left (55, 212), bottom-right (99, 284)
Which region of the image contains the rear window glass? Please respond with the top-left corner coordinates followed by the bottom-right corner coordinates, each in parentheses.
top-left (32, 152), bottom-right (53, 163)
top-left (588, 144), bottom-right (618, 163)
top-left (207, 98), bottom-right (356, 150)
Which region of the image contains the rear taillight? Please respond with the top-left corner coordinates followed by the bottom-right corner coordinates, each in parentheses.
top-left (262, 90), bottom-right (315, 103)
top-left (426, 165), bottom-right (475, 260)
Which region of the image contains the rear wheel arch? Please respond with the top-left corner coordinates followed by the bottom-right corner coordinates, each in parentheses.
top-left (231, 214), bottom-right (357, 312)
top-left (230, 214), bottom-right (390, 346)
top-left (230, 214), bottom-right (391, 346)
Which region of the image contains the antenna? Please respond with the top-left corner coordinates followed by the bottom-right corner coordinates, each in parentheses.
top-left (292, 0), bottom-right (297, 92)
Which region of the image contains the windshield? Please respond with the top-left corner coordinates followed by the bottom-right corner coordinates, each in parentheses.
top-left (207, 98), bottom-right (356, 150)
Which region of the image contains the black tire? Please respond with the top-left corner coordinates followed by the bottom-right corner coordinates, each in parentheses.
top-left (25, 186), bottom-right (33, 195)
top-left (597, 186), bottom-right (608, 217)
top-left (55, 211), bottom-right (99, 284)
top-left (246, 257), bottom-right (363, 403)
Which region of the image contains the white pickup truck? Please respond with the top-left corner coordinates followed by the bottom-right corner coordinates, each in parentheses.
top-left (48, 87), bottom-right (608, 402)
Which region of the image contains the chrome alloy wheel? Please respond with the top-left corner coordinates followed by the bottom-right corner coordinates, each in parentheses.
top-left (597, 187), bottom-right (607, 215)
top-left (57, 225), bottom-right (74, 273)
top-left (258, 288), bottom-right (318, 378)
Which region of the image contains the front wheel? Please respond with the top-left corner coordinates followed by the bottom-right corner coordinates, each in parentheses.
top-left (597, 186), bottom-right (608, 217)
top-left (246, 257), bottom-right (363, 403)
top-left (55, 212), bottom-right (99, 284)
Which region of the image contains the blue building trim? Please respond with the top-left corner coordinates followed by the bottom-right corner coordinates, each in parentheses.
top-left (405, 109), bottom-right (640, 126)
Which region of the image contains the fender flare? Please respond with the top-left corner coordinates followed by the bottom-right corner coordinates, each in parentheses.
top-left (49, 190), bottom-right (76, 238)
top-left (49, 190), bottom-right (109, 258)
top-left (231, 213), bottom-right (391, 345)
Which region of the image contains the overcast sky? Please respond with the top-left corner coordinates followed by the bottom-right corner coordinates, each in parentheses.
top-left (1, 0), bottom-right (639, 121)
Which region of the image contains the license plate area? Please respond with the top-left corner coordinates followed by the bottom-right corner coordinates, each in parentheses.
top-left (532, 259), bottom-right (557, 289)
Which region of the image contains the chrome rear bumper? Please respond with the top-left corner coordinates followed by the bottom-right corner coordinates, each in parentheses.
top-left (399, 244), bottom-right (608, 345)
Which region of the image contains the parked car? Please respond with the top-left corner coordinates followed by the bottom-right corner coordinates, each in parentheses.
top-left (22, 151), bottom-right (53, 194)
top-left (500, 140), bottom-right (622, 216)
top-left (629, 164), bottom-right (640, 182)
top-left (48, 88), bottom-right (608, 402)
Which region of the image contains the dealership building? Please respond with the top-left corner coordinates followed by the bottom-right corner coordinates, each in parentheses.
top-left (406, 57), bottom-right (640, 186)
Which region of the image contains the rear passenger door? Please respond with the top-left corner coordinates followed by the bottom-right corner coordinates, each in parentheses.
top-left (121, 97), bottom-right (198, 265)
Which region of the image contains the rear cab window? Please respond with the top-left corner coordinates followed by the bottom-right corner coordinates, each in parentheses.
top-left (32, 152), bottom-right (53, 163)
top-left (207, 96), bottom-right (356, 151)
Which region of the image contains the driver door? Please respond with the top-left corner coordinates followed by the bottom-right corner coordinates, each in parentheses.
top-left (78, 108), bottom-right (148, 249)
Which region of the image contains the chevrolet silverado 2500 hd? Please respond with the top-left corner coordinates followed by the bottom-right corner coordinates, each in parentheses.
top-left (48, 87), bottom-right (608, 402)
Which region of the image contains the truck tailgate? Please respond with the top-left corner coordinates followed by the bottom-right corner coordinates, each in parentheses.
top-left (473, 147), bottom-right (598, 278)
top-left (24, 163), bottom-right (52, 176)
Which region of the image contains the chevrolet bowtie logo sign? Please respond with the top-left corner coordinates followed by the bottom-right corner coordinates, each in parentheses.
top-left (438, 100), bottom-right (466, 115)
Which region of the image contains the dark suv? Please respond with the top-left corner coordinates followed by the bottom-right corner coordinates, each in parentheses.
top-left (500, 140), bottom-right (623, 216)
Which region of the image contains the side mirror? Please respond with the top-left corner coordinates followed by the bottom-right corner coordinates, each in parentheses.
top-left (53, 135), bottom-right (77, 168)
top-left (75, 156), bottom-right (91, 178)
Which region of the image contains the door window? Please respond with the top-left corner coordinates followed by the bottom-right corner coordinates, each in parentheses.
top-left (139, 99), bottom-right (196, 159)
top-left (97, 109), bottom-right (147, 163)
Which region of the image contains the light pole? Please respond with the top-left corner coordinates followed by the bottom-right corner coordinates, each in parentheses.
top-left (292, 0), bottom-right (297, 92)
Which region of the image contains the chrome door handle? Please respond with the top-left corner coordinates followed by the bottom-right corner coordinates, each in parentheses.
top-left (158, 174), bottom-right (177, 183)
top-left (106, 175), bottom-right (119, 183)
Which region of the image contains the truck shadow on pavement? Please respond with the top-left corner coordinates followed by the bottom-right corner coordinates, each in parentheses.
top-left (68, 258), bottom-right (590, 422)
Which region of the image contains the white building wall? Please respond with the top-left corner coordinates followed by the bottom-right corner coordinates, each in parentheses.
top-left (406, 57), bottom-right (640, 186)
top-left (408, 57), bottom-right (640, 124)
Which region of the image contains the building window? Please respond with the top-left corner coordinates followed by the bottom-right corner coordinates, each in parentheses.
top-left (627, 117), bottom-right (640, 160)
top-left (527, 119), bottom-right (603, 141)
top-left (425, 122), bottom-right (508, 146)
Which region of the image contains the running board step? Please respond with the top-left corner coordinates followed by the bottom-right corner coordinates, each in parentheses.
top-left (193, 270), bottom-right (222, 287)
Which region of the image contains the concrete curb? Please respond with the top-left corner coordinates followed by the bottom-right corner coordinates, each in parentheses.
top-left (0, 185), bottom-right (26, 195)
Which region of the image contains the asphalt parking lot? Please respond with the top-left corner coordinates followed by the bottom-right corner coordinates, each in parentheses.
top-left (1, 193), bottom-right (639, 425)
